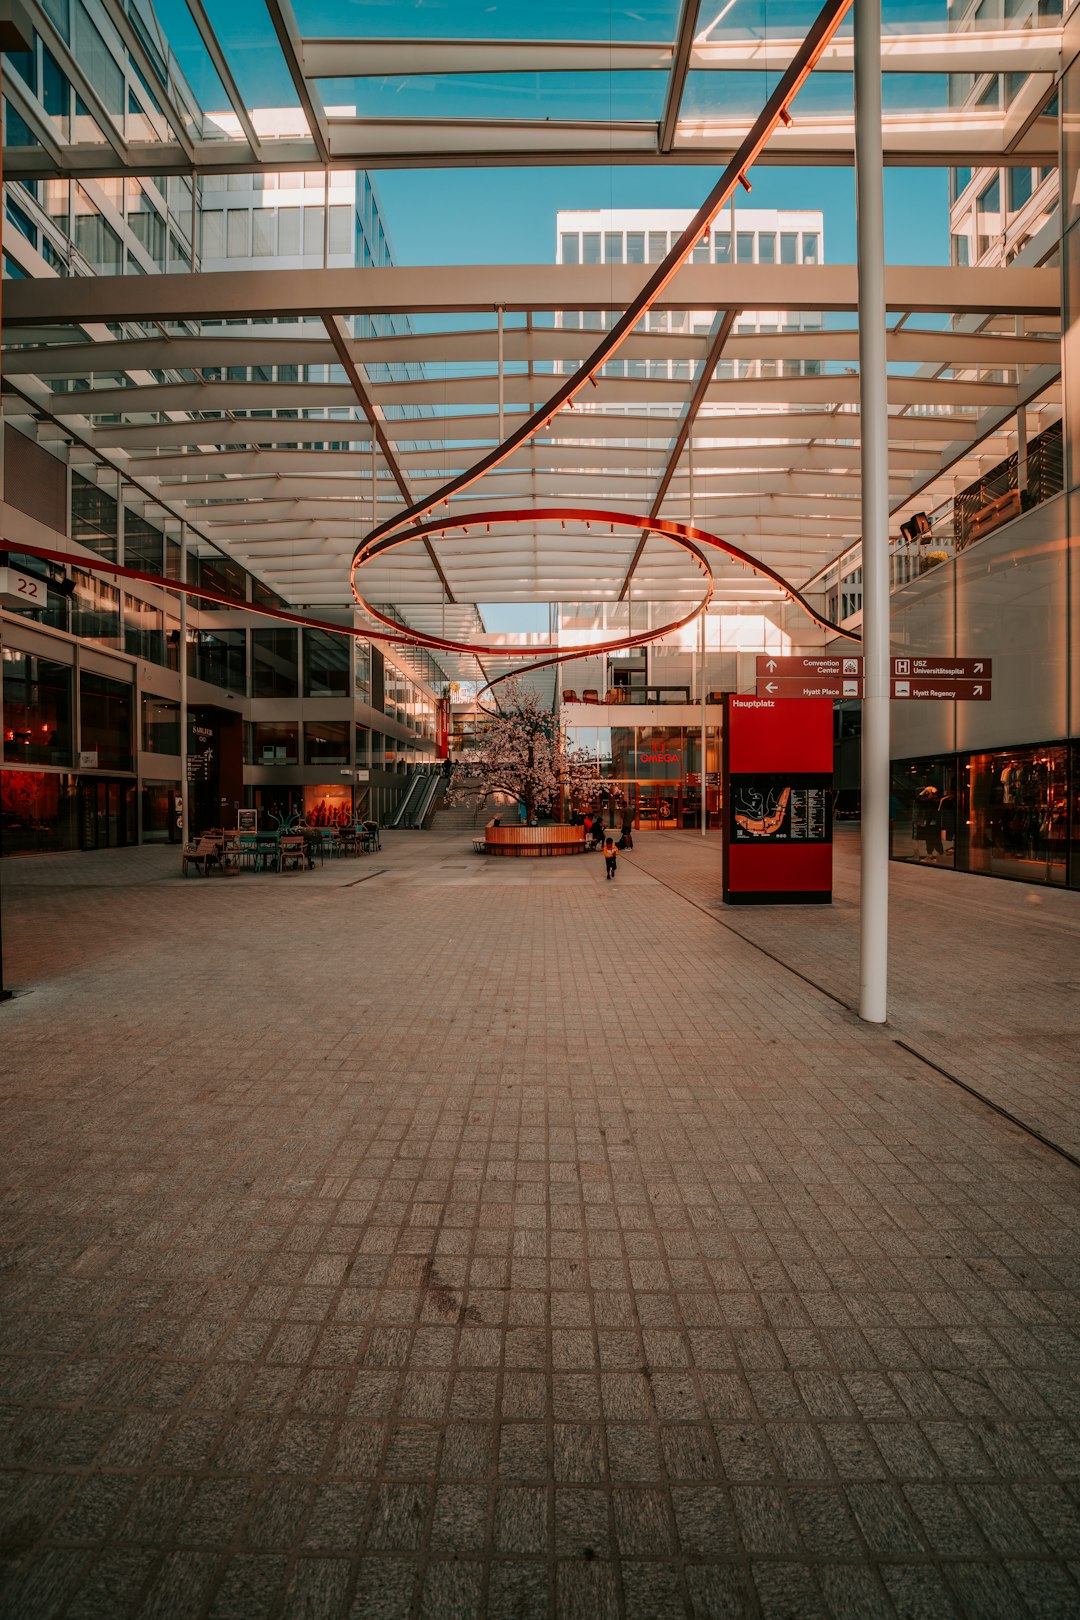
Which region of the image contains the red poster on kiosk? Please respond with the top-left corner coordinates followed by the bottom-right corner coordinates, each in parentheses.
top-left (721, 695), bottom-right (833, 905)
top-left (436, 697), bottom-right (450, 760)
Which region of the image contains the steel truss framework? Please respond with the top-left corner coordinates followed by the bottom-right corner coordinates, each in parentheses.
top-left (0, 0), bottom-right (1064, 676)
top-left (0, 0), bottom-right (1061, 179)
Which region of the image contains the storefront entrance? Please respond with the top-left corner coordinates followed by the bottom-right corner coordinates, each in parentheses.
top-left (634, 783), bottom-right (719, 830)
top-left (77, 777), bottom-right (136, 850)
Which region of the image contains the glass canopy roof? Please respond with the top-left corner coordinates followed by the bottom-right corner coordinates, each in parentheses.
top-left (0, 0), bottom-right (1063, 668)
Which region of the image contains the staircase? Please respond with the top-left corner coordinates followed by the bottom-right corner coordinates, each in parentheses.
top-left (428, 784), bottom-right (516, 830)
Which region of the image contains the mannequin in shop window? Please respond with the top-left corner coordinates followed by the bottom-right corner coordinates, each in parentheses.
top-left (916, 785), bottom-right (944, 857)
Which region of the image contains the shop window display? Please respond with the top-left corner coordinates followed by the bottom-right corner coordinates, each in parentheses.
top-left (890, 758), bottom-right (957, 869)
top-left (964, 745), bottom-right (1067, 886)
top-left (304, 784), bottom-right (354, 826)
top-left (2, 650), bottom-right (72, 767)
top-left (1, 769), bottom-right (77, 854)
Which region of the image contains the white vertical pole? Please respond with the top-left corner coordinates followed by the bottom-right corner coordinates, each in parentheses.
top-left (497, 305), bottom-right (505, 440)
top-left (855, 0), bottom-right (890, 1024)
top-left (179, 523), bottom-right (189, 840)
top-left (1016, 404), bottom-right (1028, 494)
top-left (323, 166), bottom-right (330, 268)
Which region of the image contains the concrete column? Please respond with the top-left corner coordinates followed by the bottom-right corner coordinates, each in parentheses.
top-left (855, 0), bottom-right (890, 1024)
top-left (179, 523), bottom-right (188, 840)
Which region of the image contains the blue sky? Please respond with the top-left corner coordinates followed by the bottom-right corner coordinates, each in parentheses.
top-left (373, 164), bottom-right (949, 268)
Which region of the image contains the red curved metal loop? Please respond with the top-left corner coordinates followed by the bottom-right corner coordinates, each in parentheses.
top-left (348, 0), bottom-right (859, 672)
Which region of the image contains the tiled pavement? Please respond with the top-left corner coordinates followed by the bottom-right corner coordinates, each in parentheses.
top-left (1, 832), bottom-right (1079, 1620)
top-left (627, 828), bottom-right (1080, 1161)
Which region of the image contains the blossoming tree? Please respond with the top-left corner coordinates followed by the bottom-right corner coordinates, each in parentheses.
top-left (449, 677), bottom-right (597, 821)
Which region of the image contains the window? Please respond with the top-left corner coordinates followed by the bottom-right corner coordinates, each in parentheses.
top-left (278, 207), bottom-right (300, 255)
top-left (73, 2), bottom-right (123, 115)
top-left (127, 184), bottom-right (165, 266)
top-left (1007, 166), bottom-right (1033, 213)
top-left (252, 207), bottom-right (275, 256)
top-left (802, 233), bottom-right (820, 264)
top-left (713, 231), bottom-right (730, 263)
top-left (582, 232), bottom-right (601, 264)
top-left (5, 197), bottom-right (36, 248)
top-left (2, 650), bottom-right (72, 766)
top-left (604, 232), bottom-right (623, 263)
top-left (303, 206), bottom-right (324, 255)
top-left (251, 628), bottom-right (298, 697)
top-left (73, 190), bottom-right (121, 273)
top-left (80, 670), bottom-right (132, 771)
top-left (227, 209), bottom-right (250, 257)
top-left (976, 175), bottom-right (1001, 255)
top-left (198, 552), bottom-right (246, 605)
top-left (142, 697), bottom-right (180, 755)
top-left (355, 639), bottom-right (372, 697)
top-left (190, 629), bottom-right (245, 691)
top-left (647, 231), bottom-right (667, 262)
top-left (123, 513), bottom-right (162, 574)
top-left (950, 167), bottom-right (972, 202)
top-left (71, 571), bottom-right (121, 646)
top-left (200, 210), bottom-right (224, 257)
top-left (329, 205), bottom-right (351, 255)
top-left (304, 720), bottom-right (349, 766)
top-left (757, 233), bottom-right (776, 264)
top-left (125, 597), bottom-right (172, 666)
top-left (560, 232), bottom-right (579, 263)
top-left (246, 721), bottom-right (299, 765)
top-left (780, 232), bottom-right (798, 264)
top-left (736, 233), bottom-right (754, 263)
top-left (303, 628), bottom-right (349, 696)
top-left (691, 235), bottom-right (710, 263)
top-left (625, 232), bottom-right (644, 264)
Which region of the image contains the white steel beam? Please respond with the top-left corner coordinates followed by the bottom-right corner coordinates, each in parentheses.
top-left (6, 326), bottom-right (1058, 377)
top-left (296, 28), bottom-right (1060, 79)
top-left (5, 263), bottom-right (1057, 325)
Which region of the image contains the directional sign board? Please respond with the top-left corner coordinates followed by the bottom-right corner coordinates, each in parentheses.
top-left (757, 677), bottom-right (864, 700)
top-left (757, 656), bottom-right (863, 678)
top-left (890, 657), bottom-right (991, 679)
top-left (756, 655), bottom-right (992, 679)
top-left (756, 654), bottom-right (992, 701)
top-left (891, 679), bottom-right (991, 701)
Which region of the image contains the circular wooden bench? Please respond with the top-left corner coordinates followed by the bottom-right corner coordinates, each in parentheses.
top-left (482, 823), bottom-right (587, 857)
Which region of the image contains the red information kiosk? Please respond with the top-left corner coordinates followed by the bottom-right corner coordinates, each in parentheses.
top-left (721, 695), bottom-right (834, 905)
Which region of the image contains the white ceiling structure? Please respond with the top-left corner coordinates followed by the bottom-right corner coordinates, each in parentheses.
top-left (0, 0), bottom-right (1064, 660)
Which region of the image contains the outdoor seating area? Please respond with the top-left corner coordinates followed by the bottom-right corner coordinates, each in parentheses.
top-left (180, 820), bottom-right (381, 876)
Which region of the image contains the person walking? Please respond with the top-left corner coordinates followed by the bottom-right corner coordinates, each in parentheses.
top-left (619, 806), bottom-right (634, 850)
top-left (603, 836), bottom-right (618, 880)
top-left (583, 813), bottom-right (593, 847)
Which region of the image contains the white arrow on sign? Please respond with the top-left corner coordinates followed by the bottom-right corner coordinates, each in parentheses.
top-left (974, 662), bottom-right (984, 673)
top-left (974, 685), bottom-right (983, 695)
top-left (765, 681), bottom-right (778, 693)
top-left (766, 659), bottom-right (777, 672)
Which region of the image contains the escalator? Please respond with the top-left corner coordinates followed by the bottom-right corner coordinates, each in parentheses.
top-left (386, 770), bottom-right (426, 828)
top-left (408, 770), bottom-right (444, 828)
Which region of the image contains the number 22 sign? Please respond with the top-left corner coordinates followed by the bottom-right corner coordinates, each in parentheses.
top-left (0, 565), bottom-right (45, 607)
